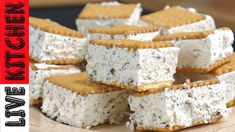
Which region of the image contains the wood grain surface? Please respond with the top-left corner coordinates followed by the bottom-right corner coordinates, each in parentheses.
top-left (30, 106), bottom-right (235, 132)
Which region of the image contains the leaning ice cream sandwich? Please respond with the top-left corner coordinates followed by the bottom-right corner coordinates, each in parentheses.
top-left (154, 28), bottom-right (234, 73)
top-left (89, 25), bottom-right (160, 41)
top-left (127, 79), bottom-right (231, 132)
top-left (174, 53), bottom-right (235, 107)
top-left (210, 53), bottom-right (235, 107)
top-left (76, 2), bottom-right (142, 35)
top-left (140, 6), bottom-right (215, 34)
top-left (41, 72), bottom-right (129, 129)
top-left (86, 39), bottom-right (179, 91)
top-left (30, 17), bottom-right (87, 65)
top-left (30, 61), bottom-right (81, 105)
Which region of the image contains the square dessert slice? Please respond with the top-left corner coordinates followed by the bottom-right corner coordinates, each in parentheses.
top-left (127, 79), bottom-right (231, 131)
top-left (174, 53), bottom-right (235, 108)
top-left (89, 25), bottom-right (160, 41)
top-left (86, 39), bottom-right (179, 91)
top-left (41, 72), bottom-right (129, 129)
top-left (30, 17), bottom-right (87, 65)
top-left (30, 61), bottom-right (81, 105)
top-left (140, 6), bottom-right (215, 34)
top-left (210, 53), bottom-right (235, 107)
top-left (154, 28), bottom-right (234, 73)
top-left (76, 2), bottom-right (142, 35)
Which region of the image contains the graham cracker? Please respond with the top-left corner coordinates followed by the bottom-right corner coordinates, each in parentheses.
top-left (177, 57), bottom-right (230, 73)
top-left (89, 25), bottom-right (159, 35)
top-left (135, 79), bottom-right (219, 96)
top-left (30, 98), bottom-right (42, 106)
top-left (30, 56), bottom-right (85, 65)
top-left (210, 53), bottom-right (235, 76)
top-left (30, 60), bottom-right (78, 71)
top-left (30, 17), bottom-right (84, 38)
top-left (46, 72), bottom-right (122, 96)
top-left (153, 27), bottom-right (231, 41)
top-left (91, 79), bottom-right (173, 92)
top-left (89, 39), bottom-right (174, 50)
top-left (227, 98), bottom-right (235, 108)
top-left (79, 3), bottom-right (137, 19)
top-left (135, 115), bottom-right (222, 132)
top-left (141, 6), bottom-right (205, 28)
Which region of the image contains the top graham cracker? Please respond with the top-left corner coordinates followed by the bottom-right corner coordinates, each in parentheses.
top-left (210, 53), bottom-right (235, 76)
top-left (153, 27), bottom-right (231, 41)
top-left (29, 17), bottom-right (84, 38)
top-left (141, 6), bottom-right (205, 28)
top-left (89, 25), bottom-right (159, 35)
top-left (78, 3), bottom-right (137, 19)
top-left (89, 39), bottom-right (174, 50)
top-left (135, 79), bottom-right (220, 96)
top-left (46, 72), bottom-right (121, 95)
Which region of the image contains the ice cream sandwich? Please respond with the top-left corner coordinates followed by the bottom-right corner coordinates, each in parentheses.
top-left (154, 28), bottom-right (234, 73)
top-left (86, 39), bottom-right (179, 91)
top-left (30, 61), bottom-right (81, 105)
top-left (140, 6), bottom-right (215, 34)
top-left (127, 79), bottom-right (231, 131)
top-left (30, 17), bottom-right (87, 65)
top-left (41, 72), bottom-right (129, 129)
top-left (76, 2), bottom-right (142, 35)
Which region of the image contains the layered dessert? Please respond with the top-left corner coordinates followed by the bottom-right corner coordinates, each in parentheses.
top-left (41, 72), bottom-right (129, 129)
top-left (174, 55), bottom-right (235, 108)
top-left (86, 39), bottom-right (179, 91)
top-left (76, 2), bottom-right (142, 35)
top-left (89, 25), bottom-right (160, 41)
top-left (211, 53), bottom-right (235, 107)
top-left (30, 61), bottom-right (81, 105)
top-left (154, 28), bottom-right (234, 73)
top-left (140, 6), bottom-right (215, 34)
top-left (30, 17), bottom-right (87, 65)
top-left (127, 79), bottom-right (231, 131)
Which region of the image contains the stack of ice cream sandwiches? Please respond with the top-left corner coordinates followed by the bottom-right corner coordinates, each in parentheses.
top-left (29, 17), bottom-right (87, 105)
top-left (29, 1), bottom-right (235, 131)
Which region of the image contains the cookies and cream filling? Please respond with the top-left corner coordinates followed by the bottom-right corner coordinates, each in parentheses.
top-left (174, 72), bottom-right (234, 106)
top-left (30, 26), bottom-right (87, 64)
top-left (76, 2), bottom-right (142, 36)
top-left (29, 63), bottom-right (81, 103)
top-left (127, 81), bottom-right (231, 131)
top-left (41, 73), bottom-right (129, 129)
top-left (86, 40), bottom-right (179, 91)
top-left (217, 71), bottom-right (235, 105)
top-left (154, 28), bottom-right (234, 70)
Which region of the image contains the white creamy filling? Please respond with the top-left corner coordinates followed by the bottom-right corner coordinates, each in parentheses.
top-left (76, 3), bottom-right (142, 36)
top-left (174, 72), bottom-right (234, 104)
top-left (89, 31), bottom-right (160, 41)
top-left (127, 83), bottom-right (231, 130)
top-left (29, 67), bottom-right (81, 102)
top-left (41, 81), bottom-right (129, 129)
top-left (172, 29), bottom-right (233, 69)
top-left (168, 15), bottom-right (215, 34)
top-left (218, 71), bottom-right (235, 102)
top-left (30, 26), bottom-right (87, 62)
top-left (86, 45), bottom-right (179, 87)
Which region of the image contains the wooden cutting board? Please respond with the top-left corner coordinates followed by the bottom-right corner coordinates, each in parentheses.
top-left (30, 106), bottom-right (235, 132)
